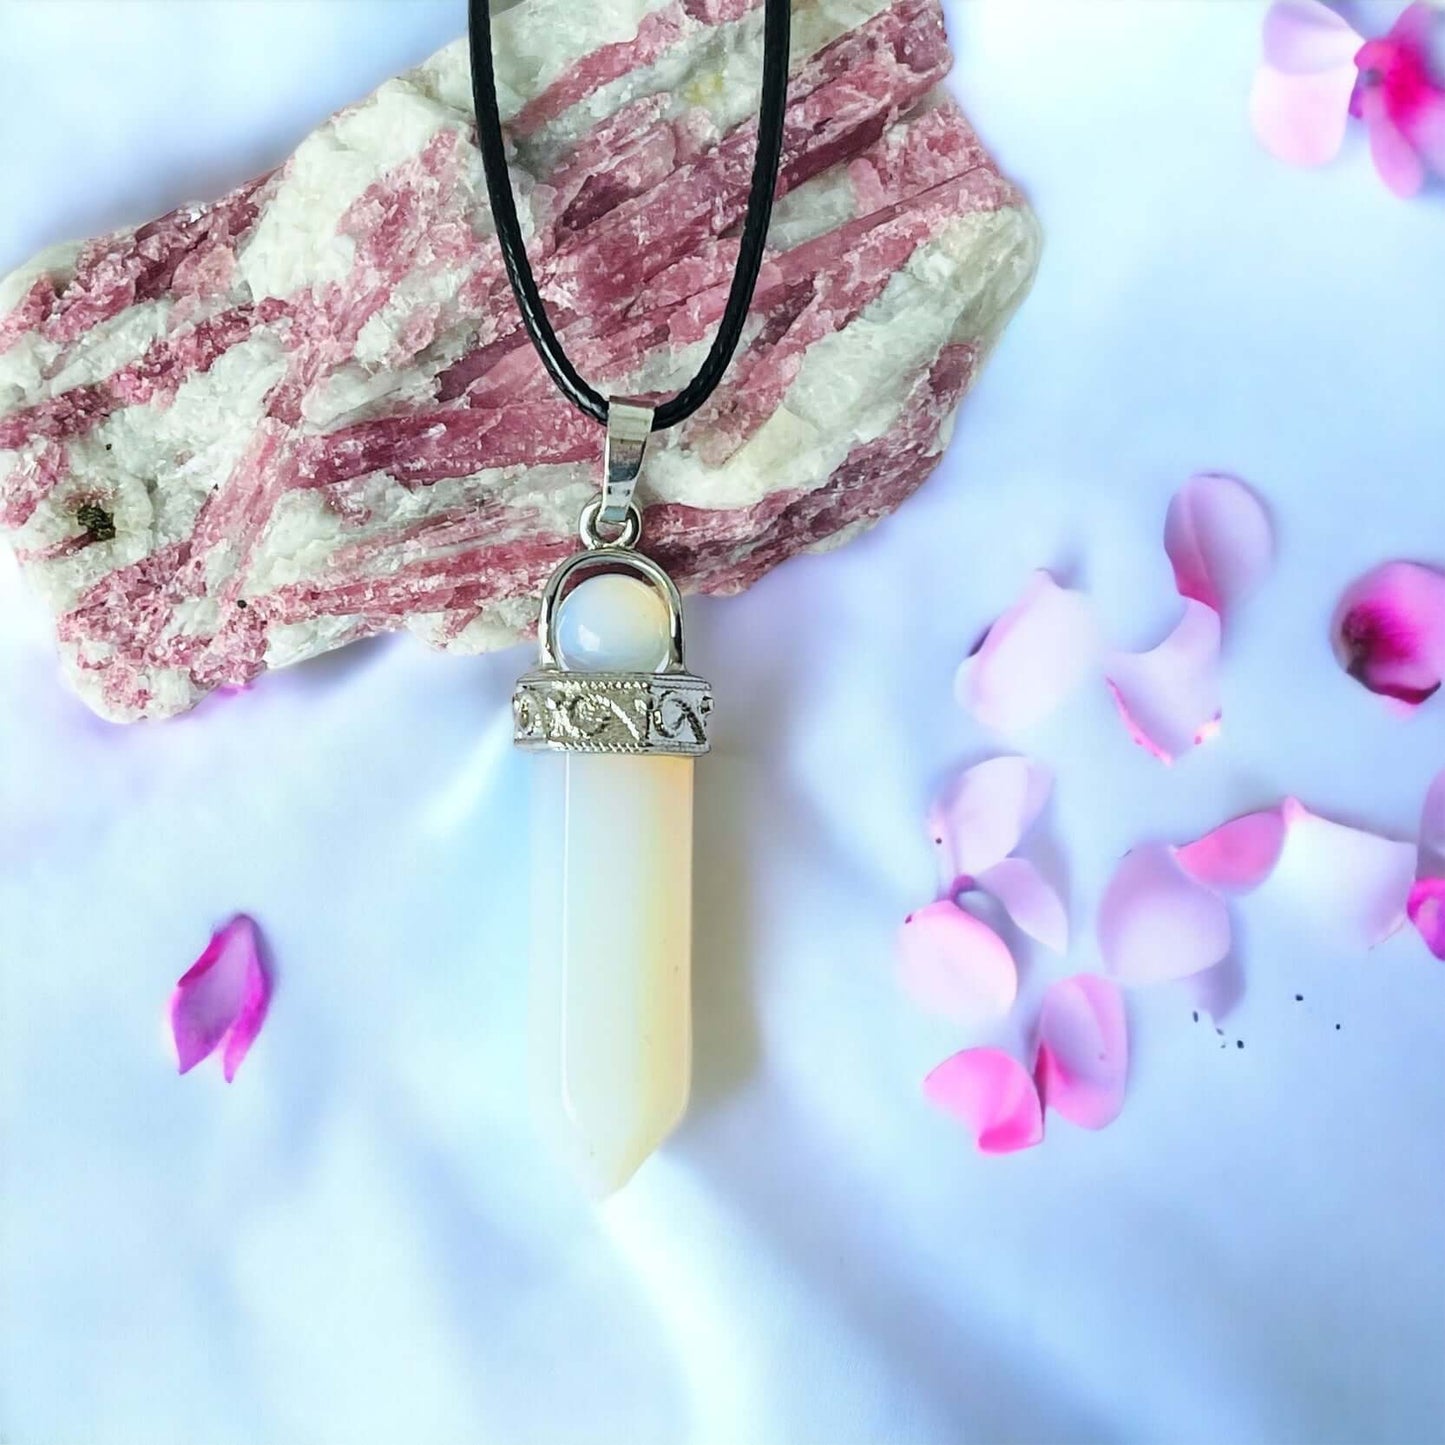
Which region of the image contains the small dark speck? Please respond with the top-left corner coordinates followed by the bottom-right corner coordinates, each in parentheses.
top-left (933, 837), bottom-right (943, 845)
top-left (75, 501), bottom-right (116, 543)
top-left (1335, 1023), bottom-right (1342, 1031)
top-left (1236, 1040), bottom-right (1244, 1050)
top-left (1215, 1026), bottom-right (1224, 1036)
top-left (1294, 994), bottom-right (1304, 1002)
top-left (236, 599), bottom-right (248, 609)
top-left (1192, 1011), bottom-right (1199, 1023)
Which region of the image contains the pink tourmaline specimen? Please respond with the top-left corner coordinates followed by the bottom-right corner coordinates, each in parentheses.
top-left (0, 0), bottom-right (1039, 721)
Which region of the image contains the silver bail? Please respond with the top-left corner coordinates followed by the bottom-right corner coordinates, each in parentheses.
top-left (601, 397), bottom-right (654, 531)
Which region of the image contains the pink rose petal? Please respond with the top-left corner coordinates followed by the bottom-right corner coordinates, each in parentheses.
top-left (1407, 878), bottom-right (1445, 960)
top-left (1174, 808), bottom-right (1288, 894)
top-left (1098, 842), bottom-right (1233, 985)
top-left (1034, 975), bottom-right (1128, 1131)
top-left (1163, 473), bottom-right (1274, 615)
top-left (1262, 0), bottom-right (1363, 73)
top-left (1271, 798), bottom-right (1416, 948)
top-left (1250, 63), bottom-right (1357, 166)
top-left (928, 754), bottom-right (1053, 888)
top-left (898, 900), bottom-right (1017, 1026)
top-left (923, 1047), bottom-right (1043, 1154)
top-left (1419, 769), bottom-right (1445, 874)
top-left (1105, 601), bottom-right (1222, 764)
top-left (957, 572), bottom-right (1100, 734)
top-left (1331, 561), bottom-right (1445, 706)
top-left (170, 915), bottom-right (271, 1082)
top-left (976, 856), bottom-right (1069, 954)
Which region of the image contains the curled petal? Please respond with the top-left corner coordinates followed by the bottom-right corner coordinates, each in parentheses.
top-left (1163, 473), bottom-right (1274, 614)
top-left (1419, 769), bottom-right (1445, 875)
top-left (170, 915), bottom-right (271, 1082)
top-left (1272, 798), bottom-right (1417, 948)
top-left (1250, 63), bottom-right (1356, 166)
top-left (977, 856), bottom-right (1069, 954)
top-left (923, 1048), bottom-right (1043, 1154)
top-left (928, 754), bottom-right (1052, 886)
top-left (1331, 561), bottom-right (1445, 705)
top-left (1105, 601), bottom-right (1222, 764)
top-left (1174, 808), bottom-right (1287, 894)
top-left (1098, 842), bottom-right (1232, 985)
top-left (1034, 975), bottom-right (1128, 1130)
top-left (957, 572), bottom-right (1100, 734)
top-left (898, 900), bottom-right (1017, 1026)
top-left (1261, 0), bottom-right (1363, 73)
top-left (1408, 879), bottom-right (1445, 960)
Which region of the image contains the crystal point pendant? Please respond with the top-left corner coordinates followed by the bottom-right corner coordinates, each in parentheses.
top-left (513, 401), bottom-right (710, 1196)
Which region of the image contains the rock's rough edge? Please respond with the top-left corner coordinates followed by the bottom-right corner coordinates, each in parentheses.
top-left (0, 0), bottom-right (1040, 720)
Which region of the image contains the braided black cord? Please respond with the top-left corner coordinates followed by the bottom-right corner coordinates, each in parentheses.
top-left (467, 0), bottom-right (791, 431)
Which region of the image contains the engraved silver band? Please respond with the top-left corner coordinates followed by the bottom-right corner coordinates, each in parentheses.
top-left (513, 669), bottom-right (712, 756)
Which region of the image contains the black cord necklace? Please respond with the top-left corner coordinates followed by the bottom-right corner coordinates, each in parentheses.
top-left (485, 3), bottom-right (791, 1194)
top-left (467, 0), bottom-right (791, 432)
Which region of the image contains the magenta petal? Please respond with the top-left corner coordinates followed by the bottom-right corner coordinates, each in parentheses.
top-left (1174, 808), bottom-right (1287, 894)
top-left (898, 900), bottom-right (1017, 1026)
top-left (1250, 63), bottom-right (1356, 166)
top-left (1034, 975), bottom-right (1128, 1130)
top-left (1105, 601), bottom-right (1222, 764)
top-left (169, 915), bottom-right (271, 1081)
top-left (957, 572), bottom-right (1100, 733)
top-left (1163, 473), bottom-right (1273, 614)
top-left (1408, 879), bottom-right (1445, 960)
top-left (928, 754), bottom-right (1053, 887)
top-left (1098, 842), bottom-right (1232, 986)
top-left (923, 1048), bottom-right (1043, 1154)
top-left (1359, 87), bottom-right (1428, 195)
top-left (1273, 798), bottom-right (1417, 948)
top-left (977, 857), bottom-right (1069, 954)
top-left (1331, 561), bottom-right (1445, 705)
top-left (1261, 0), bottom-right (1363, 73)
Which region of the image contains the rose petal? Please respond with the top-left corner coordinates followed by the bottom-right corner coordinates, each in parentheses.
top-left (1174, 808), bottom-right (1288, 894)
top-left (1408, 878), bottom-right (1445, 960)
top-left (928, 755), bottom-right (1053, 887)
top-left (923, 1048), bottom-right (1043, 1154)
top-left (1250, 63), bottom-right (1356, 166)
top-left (1359, 87), bottom-right (1428, 196)
top-left (1261, 0), bottom-right (1363, 73)
top-left (1270, 798), bottom-right (1417, 948)
top-left (1163, 473), bottom-right (1274, 614)
top-left (898, 900), bottom-right (1017, 1026)
top-left (1034, 975), bottom-right (1128, 1130)
top-left (1098, 842), bottom-right (1233, 985)
top-left (1419, 769), bottom-right (1445, 874)
top-left (1331, 561), bottom-right (1445, 705)
top-left (1105, 601), bottom-right (1222, 764)
top-left (976, 856), bottom-right (1069, 954)
top-left (957, 572), bottom-right (1100, 734)
top-left (169, 915), bottom-right (271, 1082)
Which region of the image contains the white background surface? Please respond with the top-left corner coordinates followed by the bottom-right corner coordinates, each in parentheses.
top-left (3, 3), bottom-right (1444, 1442)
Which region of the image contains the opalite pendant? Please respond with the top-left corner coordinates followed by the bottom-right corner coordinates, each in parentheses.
top-left (513, 401), bottom-right (711, 1196)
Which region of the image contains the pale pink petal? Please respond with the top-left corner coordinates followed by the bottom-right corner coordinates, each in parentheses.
top-left (1261, 0), bottom-right (1363, 73)
top-left (1250, 63), bottom-right (1356, 166)
top-left (897, 900), bottom-right (1017, 1026)
top-left (1359, 87), bottom-right (1428, 195)
top-left (1271, 798), bottom-right (1417, 948)
top-left (1105, 601), bottom-right (1222, 764)
top-left (976, 856), bottom-right (1069, 954)
top-left (923, 1048), bottom-right (1043, 1154)
top-left (1407, 878), bottom-right (1445, 960)
top-left (1174, 808), bottom-right (1288, 893)
top-left (1331, 561), bottom-right (1445, 705)
top-left (1034, 975), bottom-right (1128, 1130)
top-left (928, 755), bottom-right (1053, 888)
top-left (957, 572), bottom-right (1100, 734)
top-left (169, 915), bottom-right (271, 1082)
top-left (1409, 92), bottom-right (1445, 177)
top-left (1098, 842), bottom-right (1232, 985)
top-left (1163, 473), bottom-right (1274, 614)
top-left (1419, 769), bottom-right (1445, 874)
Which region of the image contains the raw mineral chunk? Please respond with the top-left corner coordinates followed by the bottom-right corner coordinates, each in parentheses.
top-left (0, 0), bottom-right (1040, 721)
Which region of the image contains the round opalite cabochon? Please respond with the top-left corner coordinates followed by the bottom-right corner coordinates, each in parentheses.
top-left (554, 573), bottom-right (672, 673)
